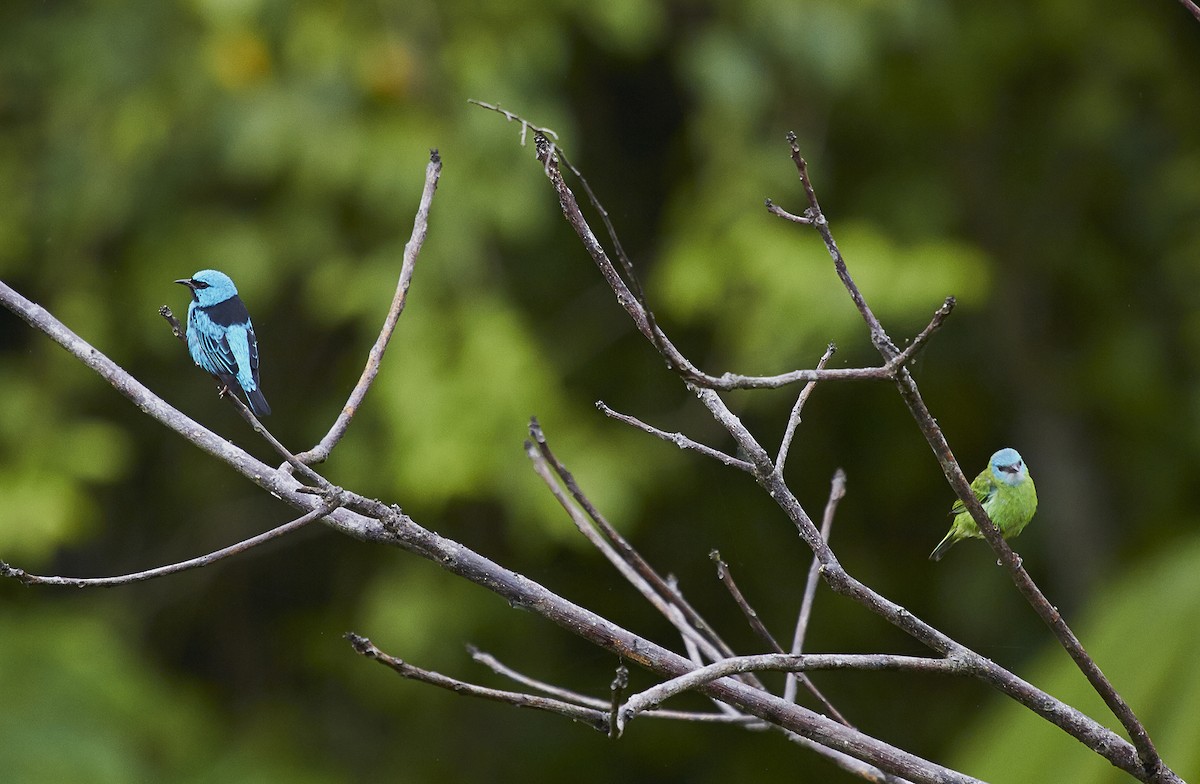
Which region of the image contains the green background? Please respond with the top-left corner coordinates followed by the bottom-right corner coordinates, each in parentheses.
top-left (2, 0), bottom-right (1199, 781)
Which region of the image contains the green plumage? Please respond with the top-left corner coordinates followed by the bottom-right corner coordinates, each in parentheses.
top-left (930, 447), bottom-right (1037, 561)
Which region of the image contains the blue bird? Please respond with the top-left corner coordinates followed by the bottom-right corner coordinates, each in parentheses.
top-left (175, 270), bottom-right (271, 417)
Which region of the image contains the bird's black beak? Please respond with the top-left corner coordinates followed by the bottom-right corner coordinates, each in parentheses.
top-left (175, 278), bottom-right (196, 290)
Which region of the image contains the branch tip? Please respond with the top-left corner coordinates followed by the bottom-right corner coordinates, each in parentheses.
top-left (528, 416), bottom-right (545, 444)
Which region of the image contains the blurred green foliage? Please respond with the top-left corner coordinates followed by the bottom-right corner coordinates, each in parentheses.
top-left (1, 0), bottom-right (1199, 781)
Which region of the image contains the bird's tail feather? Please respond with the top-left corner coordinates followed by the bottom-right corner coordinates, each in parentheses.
top-left (246, 387), bottom-right (271, 417)
top-left (929, 531), bottom-right (957, 561)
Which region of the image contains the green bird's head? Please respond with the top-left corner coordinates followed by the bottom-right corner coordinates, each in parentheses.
top-left (989, 447), bottom-right (1029, 486)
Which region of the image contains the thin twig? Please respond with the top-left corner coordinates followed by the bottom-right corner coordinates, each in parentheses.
top-left (711, 550), bottom-right (851, 727)
top-left (617, 653), bottom-right (963, 736)
top-left (469, 645), bottom-right (610, 707)
top-left (468, 644), bottom-right (754, 723)
top-left (220, 390), bottom-right (332, 489)
top-left (347, 634), bottom-right (610, 732)
top-left (885, 297), bottom-right (955, 372)
top-left (1177, 0), bottom-right (1200, 22)
top-left (711, 550), bottom-right (785, 654)
top-left (524, 433), bottom-right (751, 684)
top-left (468, 99), bottom-right (559, 147)
top-left (609, 662), bottom-right (629, 738)
top-left (781, 731), bottom-right (915, 784)
top-left (596, 401), bottom-right (753, 471)
top-left (469, 101), bottom-right (681, 374)
top-left (785, 469), bottom-right (846, 704)
top-left (1, 496), bottom-right (342, 587)
top-left (776, 343), bottom-right (836, 472)
top-left (293, 150), bottom-right (442, 468)
top-left (474, 646), bottom-right (771, 734)
top-left (781, 133), bottom-right (899, 360)
top-left (528, 419), bottom-right (767, 685)
top-left (764, 199), bottom-right (812, 225)
top-left (158, 305), bottom-right (185, 339)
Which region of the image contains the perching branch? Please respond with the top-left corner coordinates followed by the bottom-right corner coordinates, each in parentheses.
top-left (771, 132), bottom-right (1168, 782)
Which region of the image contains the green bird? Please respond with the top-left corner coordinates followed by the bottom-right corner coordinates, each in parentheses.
top-left (930, 447), bottom-right (1037, 561)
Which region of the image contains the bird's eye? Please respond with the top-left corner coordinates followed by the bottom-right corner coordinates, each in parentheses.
top-left (192, 280), bottom-right (209, 289)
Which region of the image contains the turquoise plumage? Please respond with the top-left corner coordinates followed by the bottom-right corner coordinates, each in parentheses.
top-left (175, 270), bottom-right (271, 417)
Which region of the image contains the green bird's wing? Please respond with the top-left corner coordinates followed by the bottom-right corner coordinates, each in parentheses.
top-left (949, 469), bottom-right (997, 516)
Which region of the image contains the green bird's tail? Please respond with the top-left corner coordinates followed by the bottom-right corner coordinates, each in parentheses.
top-left (929, 531), bottom-right (957, 561)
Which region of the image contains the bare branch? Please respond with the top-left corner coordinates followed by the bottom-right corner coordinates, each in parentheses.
top-left (781, 732), bottom-right (915, 784)
top-left (885, 296), bottom-right (955, 372)
top-left (779, 133), bottom-right (899, 360)
top-left (596, 400), bottom-right (753, 471)
top-left (294, 150), bottom-right (443, 468)
top-left (347, 634), bottom-right (610, 732)
top-left (764, 198), bottom-right (813, 225)
top-left (469, 645), bottom-right (610, 708)
top-left (608, 662), bottom-right (629, 738)
top-left (1, 495), bottom-right (341, 587)
top-left (785, 469), bottom-right (846, 704)
top-left (525, 422), bottom-right (765, 690)
top-left (524, 435), bottom-right (733, 674)
top-left (776, 342), bottom-right (836, 472)
top-left (711, 550), bottom-right (851, 727)
top-left (467, 645), bottom-right (759, 724)
top-left (711, 550), bottom-right (785, 654)
top-left (618, 653), bottom-right (964, 736)
top-left (158, 305), bottom-right (185, 339)
top-left (897, 377), bottom-right (1168, 778)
